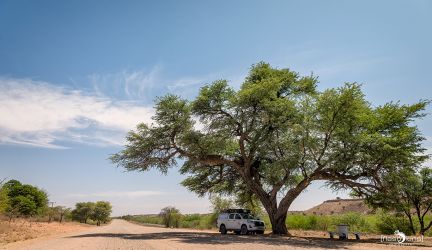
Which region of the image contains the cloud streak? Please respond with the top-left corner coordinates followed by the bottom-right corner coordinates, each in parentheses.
top-left (89, 66), bottom-right (219, 101)
top-left (89, 66), bottom-right (162, 101)
top-left (0, 77), bottom-right (154, 148)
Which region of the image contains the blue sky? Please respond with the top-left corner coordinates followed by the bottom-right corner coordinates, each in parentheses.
top-left (0, 0), bottom-right (431, 216)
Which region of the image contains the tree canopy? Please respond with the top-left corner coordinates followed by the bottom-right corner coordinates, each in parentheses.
top-left (111, 62), bottom-right (428, 234)
top-left (91, 201), bottom-right (112, 226)
top-left (159, 206), bottom-right (181, 228)
top-left (3, 179), bottom-right (48, 219)
top-left (71, 202), bottom-right (95, 224)
top-left (71, 201), bottom-right (112, 225)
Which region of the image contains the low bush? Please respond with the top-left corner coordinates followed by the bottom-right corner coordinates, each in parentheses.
top-left (376, 212), bottom-right (415, 236)
top-left (283, 213), bottom-right (375, 233)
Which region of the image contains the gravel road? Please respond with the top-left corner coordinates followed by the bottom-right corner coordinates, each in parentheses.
top-left (2, 219), bottom-right (427, 250)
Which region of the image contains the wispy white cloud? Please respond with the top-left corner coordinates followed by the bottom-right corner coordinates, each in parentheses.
top-left (0, 66), bottom-right (248, 149)
top-left (0, 77), bottom-right (154, 148)
top-left (68, 190), bottom-right (165, 198)
top-left (167, 77), bottom-right (205, 89)
top-left (88, 66), bottom-right (227, 101)
top-left (89, 65), bottom-right (162, 101)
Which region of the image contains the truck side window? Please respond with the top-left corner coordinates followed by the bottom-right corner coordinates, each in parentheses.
top-left (235, 214), bottom-right (241, 220)
top-left (229, 214), bottom-right (234, 219)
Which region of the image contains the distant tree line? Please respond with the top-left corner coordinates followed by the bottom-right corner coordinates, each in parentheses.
top-left (0, 179), bottom-right (112, 226)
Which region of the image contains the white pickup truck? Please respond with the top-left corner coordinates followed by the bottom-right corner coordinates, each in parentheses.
top-left (216, 209), bottom-right (265, 235)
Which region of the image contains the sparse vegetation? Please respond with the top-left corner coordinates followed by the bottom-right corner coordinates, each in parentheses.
top-left (49, 206), bottom-right (71, 223)
top-left (122, 209), bottom-right (432, 236)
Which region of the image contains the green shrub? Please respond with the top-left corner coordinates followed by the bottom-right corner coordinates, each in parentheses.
top-left (376, 212), bottom-right (414, 235)
top-left (315, 215), bottom-right (333, 231)
top-left (128, 215), bottom-right (163, 225)
top-left (287, 214), bottom-right (320, 230)
top-left (124, 211), bottom-right (430, 235)
top-left (334, 212), bottom-right (371, 232)
top-left (285, 213), bottom-right (376, 233)
top-left (159, 206), bottom-right (181, 228)
top-left (180, 214), bottom-right (201, 228)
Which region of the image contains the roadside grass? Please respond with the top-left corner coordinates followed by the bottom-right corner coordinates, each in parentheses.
top-left (121, 212), bottom-right (432, 236)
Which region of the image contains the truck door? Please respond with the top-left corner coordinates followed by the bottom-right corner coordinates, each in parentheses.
top-left (227, 213), bottom-right (235, 229)
top-left (234, 213), bottom-right (242, 228)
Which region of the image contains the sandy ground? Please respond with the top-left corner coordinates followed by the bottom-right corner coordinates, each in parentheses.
top-left (0, 219), bottom-right (90, 245)
top-left (2, 219), bottom-right (431, 250)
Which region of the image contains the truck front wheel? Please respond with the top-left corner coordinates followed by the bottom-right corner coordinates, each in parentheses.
top-left (220, 224), bottom-right (227, 235)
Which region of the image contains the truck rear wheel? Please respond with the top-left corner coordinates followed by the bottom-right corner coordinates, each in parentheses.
top-left (241, 224), bottom-right (248, 235)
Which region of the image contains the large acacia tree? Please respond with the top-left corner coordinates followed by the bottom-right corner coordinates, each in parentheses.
top-left (111, 62), bottom-right (428, 234)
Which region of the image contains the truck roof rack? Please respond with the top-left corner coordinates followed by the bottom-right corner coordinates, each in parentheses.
top-left (223, 209), bottom-right (251, 214)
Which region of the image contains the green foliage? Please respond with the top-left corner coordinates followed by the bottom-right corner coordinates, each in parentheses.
top-left (50, 206), bottom-right (71, 223)
top-left (71, 201), bottom-right (112, 225)
top-left (3, 179), bottom-right (48, 218)
top-left (122, 214), bottom-right (163, 225)
top-left (0, 181), bottom-right (9, 213)
top-left (334, 212), bottom-right (371, 232)
top-left (126, 211), bottom-right (387, 234)
top-left (286, 214), bottom-right (320, 230)
top-left (233, 191), bottom-right (264, 217)
top-left (210, 195), bottom-right (233, 214)
top-left (91, 201), bottom-right (112, 226)
top-left (124, 213), bottom-right (216, 230)
top-left (10, 196), bottom-right (37, 217)
top-left (376, 212), bottom-right (414, 235)
top-left (284, 213), bottom-right (374, 233)
top-left (208, 195), bottom-right (233, 226)
top-left (179, 214), bottom-right (214, 229)
top-left (159, 206), bottom-right (182, 228)
top-left (112, 62), bottom-right (429, 234)
top-left (126, 209), bottom-right (432, 236)
top-left (366, 168), bottom-right (432, 235)
top-left (71, 202), bottom-right (95, 224)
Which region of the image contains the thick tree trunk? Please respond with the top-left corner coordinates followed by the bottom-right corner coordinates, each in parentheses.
top-left (241, 161), bottom-right (313, 236)
top-left (269, 212), bottom-right (288, 235)
top-left (258, 193), bottom-right (292, 235)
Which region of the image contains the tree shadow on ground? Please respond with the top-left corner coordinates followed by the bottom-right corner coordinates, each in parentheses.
top-left (68, 231), bottom-right (430, 249)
